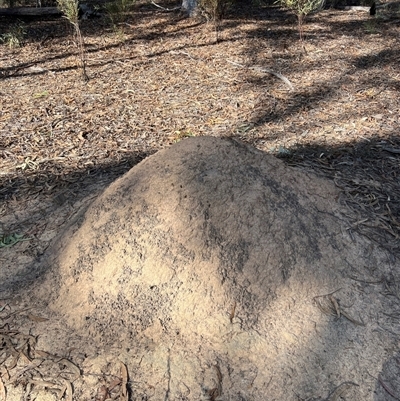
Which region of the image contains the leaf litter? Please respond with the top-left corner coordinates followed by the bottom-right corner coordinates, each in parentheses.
top-left (0, 302), bottom-right (129, 400)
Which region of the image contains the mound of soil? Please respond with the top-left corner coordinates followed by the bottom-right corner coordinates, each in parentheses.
top-left (29, 137), bottom-right (394, 400)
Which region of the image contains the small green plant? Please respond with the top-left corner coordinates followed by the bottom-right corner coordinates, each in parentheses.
top-left (171, 130), bottom-right (195, 142)
top-left (57, 0), bottom-right (88, 80)
top-left (57, 0), bottom-right (79, 27)
top-left (0, 22), bottom-right (26, 48)
top-left (0, 233), bottom-right (31, 248)
top-left (32, 90), bottom-right (49, 98)
top-left (16, 157), bottom-right (38, 170)
top-left (363, 19), bottom-right (378, 34)
top-left (277, 0), bottom-right (323, 40)
top-left (105, 0), bottom-right (136, 28)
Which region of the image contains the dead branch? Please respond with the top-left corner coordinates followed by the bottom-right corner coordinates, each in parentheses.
top-left (227, 60), bottom-right (295, 91)
top-left (150, 1), bottom-right (181, 11)
top-left (0, 6), bottom-right (61, 16)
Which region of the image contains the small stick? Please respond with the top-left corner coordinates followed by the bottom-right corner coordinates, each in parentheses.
top-left (324, 381), bottom-right (359, 401)
top-left (151, 1), bottom-right (181, 11)
top-left (378, 375), bottom-right (400, 400)
top-left (227, 60), bottom-right (294, 91)
top-left (229, 301), bottom-right (236, 324)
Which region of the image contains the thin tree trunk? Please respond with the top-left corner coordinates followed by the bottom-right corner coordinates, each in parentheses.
top-left (181, 0), bottom-right (198, 15)
top-left (73, 22), bottom-right (89, 81)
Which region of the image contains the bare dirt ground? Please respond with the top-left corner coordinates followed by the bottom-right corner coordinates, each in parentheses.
top-left (0, 2), bottom-right (400, 400)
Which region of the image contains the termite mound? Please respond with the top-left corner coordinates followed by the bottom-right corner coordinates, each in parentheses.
top-left (38, 136), bottom-right (388, 401)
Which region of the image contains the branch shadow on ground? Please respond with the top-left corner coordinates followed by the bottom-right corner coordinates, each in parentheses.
top-left (238, 29), bottom-right (399, 127)
top-left (0, 149), bottom-right (150, 291)
top-left (0, 12), bottom-right (206, 79)
top-left (2, 2), bottom-right (396, 81)
top-left (0, 1), bottom-right (198, 43)
top-left (276, 133), bottom-right (400, 256)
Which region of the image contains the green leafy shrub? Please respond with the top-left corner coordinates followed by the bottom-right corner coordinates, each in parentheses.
top-left (199, 0), bottom-right (232, 20)
top-left (57, 0), bottom-right (79, 21)
top-left (105, 0), bottom-right (136, 26)
top-left (56, 0), bottom-right (88, 80)
top-left (277, 0), bottom-right (323, 39)
top-left (0, 22), bottom-right (26, 48)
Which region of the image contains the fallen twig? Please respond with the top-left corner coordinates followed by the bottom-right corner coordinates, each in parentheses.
top-left (120, 362), bottom-right (129, 401)
top-left (151, 1), bottom-right (181, 11)
top-left (324, 381), bottom-right (359, 401)
top-left (227, 60), bottom-right (295, 91)
top-left (378, 375), bottom-right (400, 400)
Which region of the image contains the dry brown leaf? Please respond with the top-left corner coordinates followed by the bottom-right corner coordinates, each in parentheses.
top-left (56, 381), bottom-right (67, 400)
top-left (229, 301), bottom-right (236, 324)
top-left (326, 381), bottom-right (359, 401)
top-left (315, 293), bottom-right (365, 326)
top-left (27, 314), bottom-right (49, 323)
top-left (0, 366), bottom-right (10, 381)
top-left (314, 297), bottom-right (335, 316)
top-left (19, 352), bottom-right (32, 364)
top-left (340, 310), bottom-right (365, 327)
top-left (58, 358), bottom-right (81, 381)
top-left (7, 356), bottom-right (18, 371)
top-left (7, 359), bottom-right (43, 385)
top-left (23, 382), bottom-right (33, 401)
top-left (108, 378), bottom-right (121, 391)
top-left (95, 385), bottom-right (109, 401)
top-left (329, 295), bottom-right (341, 318)
top-left (0, 376), bottom-right (6, 401)
top-left (29, 379), bottom-right (60, 389)
top-left (120, 362), bottom-right (128, 401)
top-left (63, 379), bottom-right (73, 401)
top-left (34, 350), bottom-right (51, 358)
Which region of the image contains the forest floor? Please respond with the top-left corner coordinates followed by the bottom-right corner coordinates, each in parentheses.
top-left (0, 2), bottom-right (400, 400)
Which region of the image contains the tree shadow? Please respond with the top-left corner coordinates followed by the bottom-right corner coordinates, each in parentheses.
top-left (276, 133), bottom-right (400, 256)
top-left (0, 0), bottom-right (192, 42)
top-left (0, 8), bottom-right (206, 78)
top-left (375, 350), bottom-right (400, 401)
top-left (234, 9), bottom-right (398, 132)
top-left (2, 1), bottom-right (393, 82)
top-left (0, 148), bottom-right (150, 291)
top-left (223, 11), bottom-right (400, 255)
